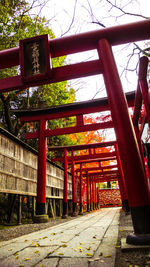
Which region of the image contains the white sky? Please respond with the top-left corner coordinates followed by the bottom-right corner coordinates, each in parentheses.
top-left (40, 0), bottom-right (150, 141)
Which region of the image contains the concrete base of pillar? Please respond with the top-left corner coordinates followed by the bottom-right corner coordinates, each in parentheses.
top-left (126, 233), bottom-right (150, 245)
top-left (33, 214), bottom-right (49, 223)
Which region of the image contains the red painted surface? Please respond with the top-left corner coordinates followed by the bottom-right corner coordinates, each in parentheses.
top-left (0, 60), bottom-right (102, 93)
top-left (98, 39), bottom-right (150, 207)
top-left (1, 20), bottom-right (150, 70)
top-left (63, 148), bottom-right (68, 203)
top-left (49, 141), bottom-right (117, 152)
top-left (114, 144), bottom-right (128, 202)
top-left (80, 164), bottom-right (83, 205)
top-left (37, 120), bottom-right (46, 204)
top-left (87, 174), bottom-right (90, 205)
top-left (71, 151), bottom-right (76, 204)
top-left (52, 151), bottom-right (116, 163)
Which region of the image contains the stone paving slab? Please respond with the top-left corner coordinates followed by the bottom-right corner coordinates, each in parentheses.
top-left (0, 207), bottom-right (120, 267)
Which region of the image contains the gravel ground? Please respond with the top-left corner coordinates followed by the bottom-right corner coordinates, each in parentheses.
top-left (0, 216), bottom-right (76, 242)
top-left (115, 209), bottom-right (150, 267)
top-left (1, 209), bottom-right (150, 266)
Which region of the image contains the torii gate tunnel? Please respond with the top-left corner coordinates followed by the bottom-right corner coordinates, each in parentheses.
top-left (1, 19), bottom-right (150, 245)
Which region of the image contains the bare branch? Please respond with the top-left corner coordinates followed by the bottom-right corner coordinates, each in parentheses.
top-left (61, 0), bottom-right (78, 37)
top-left (105, 0), bottom-right (150, 19)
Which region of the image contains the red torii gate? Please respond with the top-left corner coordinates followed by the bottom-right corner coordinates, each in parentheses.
top-left (50, 141), bottom-right (120, 216)
top-left (1, 19), bottom-right (150, 245)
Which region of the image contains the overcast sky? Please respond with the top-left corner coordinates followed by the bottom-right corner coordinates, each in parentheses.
top-left (39, 0), bottom-right (150, 102)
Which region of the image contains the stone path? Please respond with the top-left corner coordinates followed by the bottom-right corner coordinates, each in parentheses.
top-left (0, 207), bottom-right (120, 267)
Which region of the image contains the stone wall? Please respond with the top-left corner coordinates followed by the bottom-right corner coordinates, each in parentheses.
top-left (0, 127), bottom-right (72, 199)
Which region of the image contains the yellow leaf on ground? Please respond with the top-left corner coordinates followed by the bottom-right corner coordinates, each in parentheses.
top-left (86, 253), bottom-right (93, 256)
top-left (104, 255), bottom-right (112, 258)
top-left (50, 233), bottom-right (56, 235)
top-left (36, 243), bottom-right (40, 247)
top-left (61, 244), bottom-right (67, 247)
top-left (58, 253), bottom-right (64, 255)
top-left (42, 236), bottom-right (47, 239)
top-left (35, 250), bottom-right (39, 254)
top-left (80, 242), bottom-right (84, 245)
top-left (24, 258), bottom-right (30, 261)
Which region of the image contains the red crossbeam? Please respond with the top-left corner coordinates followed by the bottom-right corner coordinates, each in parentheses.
top-left (49, 141), bottom-right (116, 151)
top-left (0, 60), bottom-right (102, 93)
top-left (0, 20), bottom-right (150, 69)
top-left (52, 151), bottom-right (116, 163)
top-left (75, 165), bottom-right (118, 172)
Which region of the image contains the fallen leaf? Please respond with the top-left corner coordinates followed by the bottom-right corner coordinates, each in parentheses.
top-left (99, 252), bottom-right (103, 256)
top-left (61, 241), bottom-right (67, 243)
top-left (24, 240), bottom-right (28, 242)
top-left (80, 242), bottom-right (84, 245)
top-left (42, 236), bottom-right (48, 239)
top-left (86, 247), bottom-right (91, 250)
top-left (14, 252), bottom-right (18, 256)
top-left (58, 253), bottom-right (64, 255)
top-left (35, 250), bottom-right (39, 254)
top-left (16, 256), bottom-right (19, 260)
top-left (36, 243), bottom-right (40, 247)
top-left (19, 264), bottom-right (24, 267)
top-left (120, 229), bottom-right (124, 232)
top-left (94, 258), bottom-right (101, 261)
top-left (86, 253), bottom-right (93, 256)
top-left (24, 258), bottom-right (30, 261)
top-left (50, 233), bottom-right (56, 235)
top-left (104, 255), bottom-right (112, 258)
top-left (116, 245), bottom-right (121, 248)
top-left (78, 246), bottom-right (82, 249)
top-left (32, 242), bottom-right (35, 245)
top-left (8, 248), bottom-right (12, 251)
top-left (74, 249), bottom-right (77, 251)
top-left (61, 244), bottom-right (67, 247)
